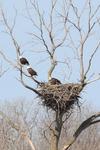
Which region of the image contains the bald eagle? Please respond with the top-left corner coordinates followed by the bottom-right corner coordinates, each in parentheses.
top-left (49, 78), bottom-right (61, 85)
top-left (19, 56), bottom-right (29, 65)
top-left (27, 66), bottom-right (37, 76)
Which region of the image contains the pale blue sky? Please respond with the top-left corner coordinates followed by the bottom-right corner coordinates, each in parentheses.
top-left (0, 0), bottom-right (100, 110)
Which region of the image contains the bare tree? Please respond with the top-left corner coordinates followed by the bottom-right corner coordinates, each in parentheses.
top-left (0, 99), bottom-right (39, 150)
top-left (0, 0), bottom-right (100, 150)
top-left (0, 101), bottom-right (100, 150)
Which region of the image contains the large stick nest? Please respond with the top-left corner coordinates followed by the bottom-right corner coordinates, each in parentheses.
top-left (38, 83), bottom-right (84, 114)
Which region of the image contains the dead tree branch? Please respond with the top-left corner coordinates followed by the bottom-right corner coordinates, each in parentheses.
top-left (85, 41), bottom-right (100, 77)
top-left (63, 112), bottom-right (100, 150)
top-left (1, 9), bottom-right (20, 59)
top-left (0, 9), bottom-right (42, 96)
top-left (0, 61), bottom-right (9, 77)
top-left (28, 0), bottom-right (70, 80)
top-left (77, 0), bottom-right (100, 84)
top-left (0, 50), bottom-right (16, 67)
top-left (19, 67), bottom-right (42, 96)
top-left (0, 48), bottom-right (41, 96)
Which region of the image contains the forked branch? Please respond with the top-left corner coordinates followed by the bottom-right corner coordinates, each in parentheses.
top-left (1, 9), bottom-right (20, 58)
top-left (19, 67), bottom-right (42, 96)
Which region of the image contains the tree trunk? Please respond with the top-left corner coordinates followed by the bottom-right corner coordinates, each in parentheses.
top-left (50, 111), bottom-right (63, 150)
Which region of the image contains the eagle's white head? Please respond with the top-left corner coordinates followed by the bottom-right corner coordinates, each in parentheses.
top-left (27, 65), bottom-right (31, 69)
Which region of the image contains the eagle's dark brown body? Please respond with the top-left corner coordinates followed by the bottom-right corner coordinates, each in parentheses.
top-left (20, 57), bottom-right (29, 65)
top-left (27, 67), bottom-right (37, 76)
top-left (49, 78), bottom-right (61, 85)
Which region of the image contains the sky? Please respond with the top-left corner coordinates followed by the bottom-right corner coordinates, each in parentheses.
top-left (0, 0), bottom-right (100, 110)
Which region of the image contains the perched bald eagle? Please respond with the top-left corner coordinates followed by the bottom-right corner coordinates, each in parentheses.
top-left (19, 56), bottom-right (29, 65)
top-left (27, 66), bottom-right (37, 76)
top-left (49, 78), bottom-right (61, 85)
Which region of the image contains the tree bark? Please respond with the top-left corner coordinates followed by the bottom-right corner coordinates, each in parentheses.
top-left (50, 111), bottom-right (63, 150)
